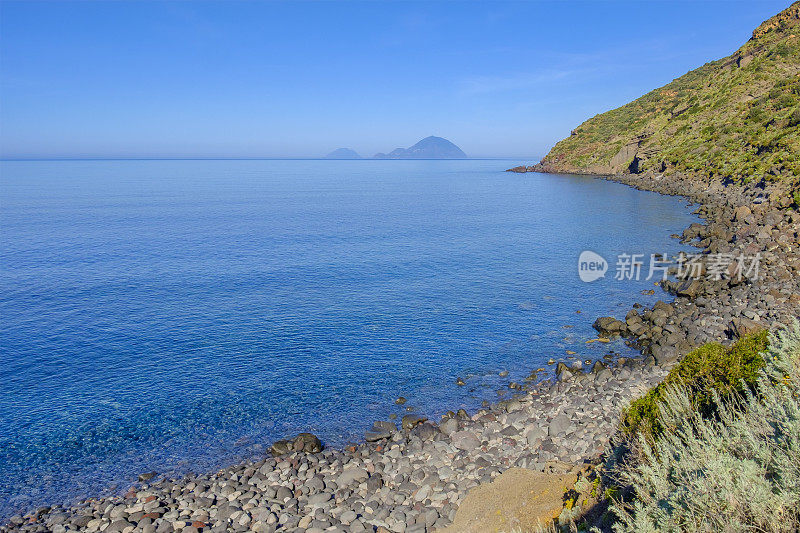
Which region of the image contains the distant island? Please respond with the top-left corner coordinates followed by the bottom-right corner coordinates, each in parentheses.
top-left (325, 148), bottom-right (362, 159)
top-left (374, 136), bottom-right (467, 159)
top-left (325, 136), bottom-right (467, 160)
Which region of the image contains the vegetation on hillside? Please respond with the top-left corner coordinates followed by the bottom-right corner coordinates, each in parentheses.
top-left (621, 330), bottom-right (769, 441)
top-left (546, 324), bottom-right (799, 532)
top-left (541, 2), bottom-right (800, 185)
top-left (610, 324), bottom-right (800, 532)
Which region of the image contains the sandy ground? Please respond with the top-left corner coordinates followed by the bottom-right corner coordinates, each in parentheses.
top-left (438, 467), bottom-right (578, 533)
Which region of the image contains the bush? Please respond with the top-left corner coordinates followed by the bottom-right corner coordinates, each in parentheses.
top-left (789, 108), bottom-right (800, 127)
top-left (609, 323), bottom-right (800, 532)
top-left (621, 330), bottom-right (769, 441)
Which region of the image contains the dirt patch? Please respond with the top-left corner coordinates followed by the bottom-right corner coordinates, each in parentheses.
top-left (437, 467), bottom-right (578, 533)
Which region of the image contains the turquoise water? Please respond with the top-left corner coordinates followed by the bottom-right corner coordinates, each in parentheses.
top-left (0, 159), bottom-right (697, 515)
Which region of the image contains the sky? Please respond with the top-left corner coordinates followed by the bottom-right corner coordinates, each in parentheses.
top-left (0, 0), bottom-right (792, 159)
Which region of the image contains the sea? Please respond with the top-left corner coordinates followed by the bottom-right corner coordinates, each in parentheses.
top-left (0, 159), bottom-right (698, 516)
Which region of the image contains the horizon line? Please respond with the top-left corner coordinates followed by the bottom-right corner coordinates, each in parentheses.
top-left (0, 156), bottom-right (539, 162)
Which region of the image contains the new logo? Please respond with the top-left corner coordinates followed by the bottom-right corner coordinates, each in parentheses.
top-left (578, 251), bottom-right (607, 282)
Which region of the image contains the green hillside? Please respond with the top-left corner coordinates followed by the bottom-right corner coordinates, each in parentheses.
top-left (540, 2), bottom-right (800, 184)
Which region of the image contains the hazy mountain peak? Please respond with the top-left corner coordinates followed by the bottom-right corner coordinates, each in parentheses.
top-left (374, 136), bottom-right (467, 159)
top-left (325, 148), bottom-right (362, 159)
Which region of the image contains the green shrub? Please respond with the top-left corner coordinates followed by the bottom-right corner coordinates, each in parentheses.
top-left (621, 330), bottom-right (769, 440)
top-left (610, 324), bottom-right (800, 532)
top-left (789, 108), bottom-right (800, 127)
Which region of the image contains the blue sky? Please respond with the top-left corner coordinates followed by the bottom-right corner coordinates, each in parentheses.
top-left (0, 0), bottom-right (791, 159)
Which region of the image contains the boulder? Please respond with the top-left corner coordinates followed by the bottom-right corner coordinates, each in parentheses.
top-left (451, 430), bottom-right (481, 451)
top-left (401, 414), bottom-right (427, 430)
top-left (306, 492), bottom-right (333, 506)
top-left (591, 361), bottom-right (607, 374)
top-left (270, 433), bottom-right (323, 456)
top-left (411, 421), bottom-right (438, 441)
top-left (365, 420), bottom-right (395, 442)
top-left (727, 317), bottom-right (762, 339)
top-left (525, 427), bottom-right (546, 446)
top-left (269, 440), bottom-right (292, 456)
top-left (732, 205), bottom-right (752, 222)
top-left (548, 413), bottom-right (571, 436)
top-left (292, 433), bottom-right (323, 453)
top-left (651, 343), bottom-right (680, 365)
top-left (137, 472), bottom-right (157, 482)
top-left (336, 467), bottom-right (369, 487)
top-left (676, 279), bottom-right (704, 299)
top-left (592, 316), bottom-right (626, 336)
top-left (439, 417), bottom-right (459, 436)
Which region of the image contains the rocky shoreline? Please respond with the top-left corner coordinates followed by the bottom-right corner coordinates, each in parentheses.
top-left (4, 168), bottom-right (798, 533)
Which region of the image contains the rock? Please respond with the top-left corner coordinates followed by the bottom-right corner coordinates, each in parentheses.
top-left (414, 484), bottom-right (432, 503)
top-left (727, 317), bottom-right (763, 339)
top-left (269, 440), bottom-right (292, 456)
top-left (366, 473), bottom-right (383, 492)
top-left (293, 433), bottom-right (323, 453)
top-left (105, 520), bottom-right (134, 533)
top-left (592, 317), bottom-right (626, 336)
top-left (395, 396), bottom-right (407, 405)
top-left (443, 468), bottom-right (578, 533)
top-left (337, 467), bottom-right (369, 486)
top-left (271, 433), bottom-right (323, 455)
top-left (733, 205), bottom-right (752, 221)
top-left (413, 421), bottom-right (437, 441)
top-left (548, 414), bottom-right (571, 436)
top-left (451, 430), bottom-right (481, 451)
top-left (138, 471), bottom-right (157, 482)
top-left (440, 417), bottom-right (458, 435)
top-left (340, 510), bottom-right (357, 524)
top-left (401, 414), bottom-right (427, 430)
top-left (677, 279), bottom-right (704, 298)
top-left (525, 427), bottom-right (546, 445)
top-left (365, 421), bottom-right (395, 441)
top-left (306, 492), bottom-right (333, 506)
top-left (651, 343), bottom-right (679, 365)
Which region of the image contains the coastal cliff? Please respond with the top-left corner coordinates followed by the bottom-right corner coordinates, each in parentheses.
top-left (529, 2), bottom-right (800, 190)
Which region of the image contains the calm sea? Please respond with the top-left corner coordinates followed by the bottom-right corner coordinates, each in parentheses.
top-left (0, 159), bottom-right (697, 515)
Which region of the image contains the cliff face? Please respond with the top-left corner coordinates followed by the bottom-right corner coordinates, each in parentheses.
top-left (537, 2), bottom-right (800, 184)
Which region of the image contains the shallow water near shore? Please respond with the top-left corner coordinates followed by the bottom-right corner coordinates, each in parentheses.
top-left (0, 159), bottom-right (698, 516)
